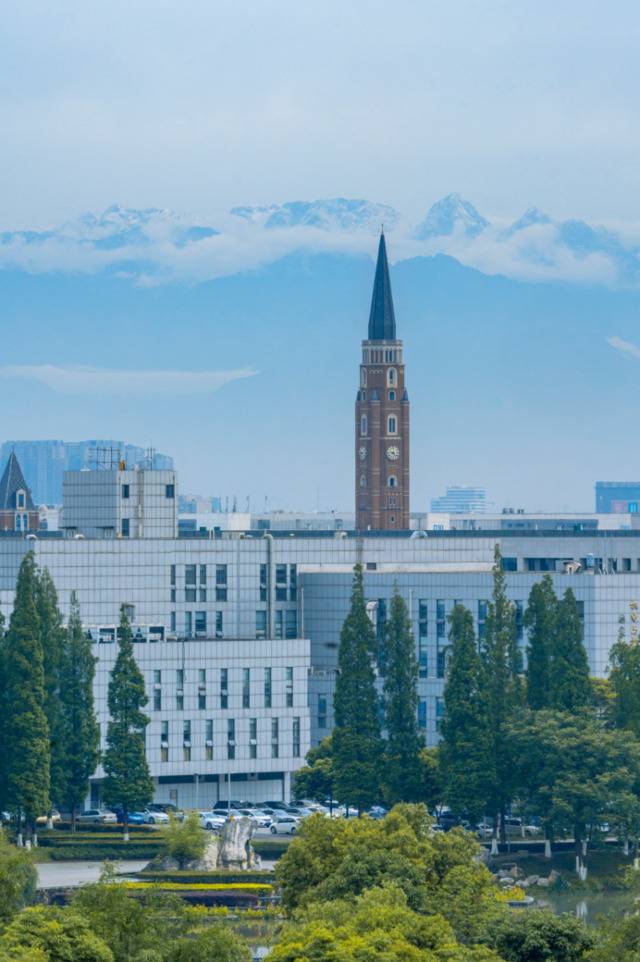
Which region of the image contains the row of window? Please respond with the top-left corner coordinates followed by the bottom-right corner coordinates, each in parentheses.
top-left (169, 564), bottom-right (297, 605)
top-left (158, 716), bottom-right (301, 761)
top-left (360, 415), bottom-right (398, 436)
top-left (169, 609), bottom-right (299, 642)
top-left (150, 666), bottom-right (295, 711)
top-left (122, 483), bottom-right (174, 499)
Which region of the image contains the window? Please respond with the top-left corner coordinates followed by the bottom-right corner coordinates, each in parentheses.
top-left (275, 610), bottom-right (283, 639)
top-left (153, 689), bottom-right (162, 711)
top-left (623, 557), bottom-right (632, 572)
top-left (360, 474), bottom-right (367, 488)
top-left (199, 564), bottom-right (207, 601)
top-left (249, 718), bottom-right (257, 759)
top-left (387, 415), bottom-right (397, 434)
top-left (165, 484), bottom-right (175, 499)
top-left (388, 475), bottom-right (397, 487)
top-left (293, 717), bottom-right (301, 757)
top-left (436, 600), bottom-right (446, 639)
top-left (227, 718), bottom-right (235, 759)
top-left (176, 669), bottom-right (184, 710)
top-left (264, 668), bottom-right (272, 708)
top-left (160, 721), bottom-right (169, 762)
top-left (437, 648), bottom-right (446, 679)
top-left (418, 600), bottom-right (428, 639)
top-left (290, 565), bottom-right (297, 601)
top-left (436, 697), bottom-right (445, 732)
top-left (170, 565), bottom-right (176, 603)
top-left (502, 557), bottom-right (518, 572)
top-left (418, 700), bottom-right (427, 730)
top-left (198, 668), bottom-right (206, 710)
top-left (215, 611), bottom-right (223, 638)
top-left (205, 719), bottom-right (213, 760)
top-left (419, 643), bottom-right (428, 679)
top-left (195, 610), bottom-right (207, 637)
top-left (220, 669), bottom-right (228, 709)
top-left (271, 718), bottom-right (279, 758)
top-left (276, 564), bottom-right (287, 601)
top-left (388, 367), bottom-right (396, 386)
top-left (255, 610), bottom-right (267, 640)
top-left (183, 720), bottom-right (191, 760)
top-left (360, 415), bottom-right (367, 436)
top-left (216, 565), bottom-right (228, 601)
top-left (198, 668), bottom-right (206, 684)
top-left (121, 518), bottom-right (130, 537)
top-left (360, 368), bottom-right (367, 387)
top-left (388, 389), bottom-right (396, 401)
top-left (259, 564), bottom-right (268, 601)
top-left (318, 695), bottom-right (327, 729)
top-left (122, 484), bottom-right (130, 499)
top-left (170, 611), bottom-right (176, 633)
top-left (285, 609), bottom-right (297, 639)
top-left (478, 600), bottom-right (488, 641)
top-left (285, 667), bottom-right (294, 707)
top-left (185, 565), bottom-right (196, 602)
top-left (184, 611), bottom-right (192, 638)
top-left (242, 668), bottom-right (251, 708)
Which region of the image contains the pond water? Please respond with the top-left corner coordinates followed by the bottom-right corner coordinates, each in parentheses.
top-left (535, 889), bottom-right (637, 925)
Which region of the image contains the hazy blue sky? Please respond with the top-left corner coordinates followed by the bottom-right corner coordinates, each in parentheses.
top-left (2, 2), bottom-right (640, 513)
top-left (2, 1), bottom-right (640, 226)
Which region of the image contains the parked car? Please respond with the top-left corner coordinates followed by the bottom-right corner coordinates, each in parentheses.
top-left (36, 810), bottom-right (62, 825)
top-left (212, 800), bottom-right (243, 812)
top-left (111, 808), bottom-right (146, 824)
top-left (77, 809), bottom-right (117, 825)
top-left (270, 816), bottom-right (299, 835)
top-left (261, 800), bottom-right (290, 811)
top-left (199, 811), bottom-right (226, 831)
top-left (147, 803), bottom-right (184, 820)
top-left (143, 808), bottom-right (169, 825)
top-left (251, 810), bottom-right (274, 828)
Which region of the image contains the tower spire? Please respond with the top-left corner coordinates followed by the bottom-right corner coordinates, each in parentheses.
top-left (367, 231), bottom-right (396, 341)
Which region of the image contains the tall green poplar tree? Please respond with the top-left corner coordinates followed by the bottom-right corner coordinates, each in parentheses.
top-left (524, 574), bottom-right (558, 709)
top-left (4, 552), bottom-right (50, 840)
top-left (0, 609), bottom-right (7, 812)
top-left (440, 605), bottom-right (494, 821)
top-left (102, 605), bottom-right (153, 839)
top-left (58, 592), bottom-right (101, 830)
top-left (35, 567), bottom-right (66, 810)
top-left (381, 588), bottom-right (422, 804)
top-left (481, 544), bottom-right (520, 839)
top-left (609, 619), bottom-right (640, 737)
top-left (549, 588), bottom-right (591, 712)
top-left (332, 564), bottom-right (382, 813)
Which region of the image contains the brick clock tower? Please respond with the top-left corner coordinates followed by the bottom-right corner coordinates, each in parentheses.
top-left (355, 232), bottom-right (410, 530)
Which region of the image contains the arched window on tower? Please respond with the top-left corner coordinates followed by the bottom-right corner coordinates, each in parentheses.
top-left (387, 415), bottom-right (397, 435)
top-left (360, 415), bottom-right (368, 436)
top-left (388, 389), bottom-right (396, 401)
top-left (387, 367), bottom-right (396, 386)
top-left (360, 474), bottom-right (367, 488)
top-left (388, 475), bottom-right (397, 488)
top-left (361, 369), bottom-right (367, 388)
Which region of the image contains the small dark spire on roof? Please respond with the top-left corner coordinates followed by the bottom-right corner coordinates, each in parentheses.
top-left (0, 451), bottom-right (35, 511)
top-left (368, 232), bottom-right (396, 341)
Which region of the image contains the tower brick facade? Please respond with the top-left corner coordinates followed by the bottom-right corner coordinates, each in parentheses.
top-left (355, 234), bottom-right (410, 530)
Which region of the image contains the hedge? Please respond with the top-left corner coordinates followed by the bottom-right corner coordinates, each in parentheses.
top-left (37, 842), bottom-right (163, 861)
top-left (124, 882), bottom-right (272, 892)
top-left (136, 870), bottom-right (275, 885)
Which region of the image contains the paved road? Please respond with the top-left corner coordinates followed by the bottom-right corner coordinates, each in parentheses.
top-left (37, 860), bottom-right (149, 889)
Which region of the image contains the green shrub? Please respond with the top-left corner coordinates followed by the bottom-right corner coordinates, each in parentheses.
top-left (43, 842), bottom-right (163, 861)
top-left (161, 813), bottom-right (207, 868)
top-left (136, 870), bottom-right (275, 885)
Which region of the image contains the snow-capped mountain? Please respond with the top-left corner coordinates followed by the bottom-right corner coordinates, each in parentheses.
top-left (415, 193), bottom-right (489, 240)
top-left (231, 197), bottom-right (399, 232)
top-left (0, 205), bottom-right (219, 252)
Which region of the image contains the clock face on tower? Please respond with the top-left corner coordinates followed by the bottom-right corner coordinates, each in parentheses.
top-left (358, 446), bottom-right (367, 461)
top-left (386, 445), bottom-right (400, 461)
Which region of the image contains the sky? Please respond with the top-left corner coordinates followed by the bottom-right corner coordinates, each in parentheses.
top-left (1, 1), bottom-right (640, 514)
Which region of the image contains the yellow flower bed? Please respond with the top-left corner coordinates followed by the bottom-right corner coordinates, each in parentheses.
top-left (124, 881), bottom-right (272, 892)
top-left (496, 885), bottom-right (526, 902)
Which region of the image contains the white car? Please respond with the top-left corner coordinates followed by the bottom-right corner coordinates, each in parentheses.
top-left (199, 811), bottom-right (226, 831)
top-left (270, 815), bottom-right (299, 835)
top-left (77, 809), bottom-right (117, 825)
top-left (250, 809), bottom-right (274, 828)
top-left (143, 809), bottom-right (169, 825)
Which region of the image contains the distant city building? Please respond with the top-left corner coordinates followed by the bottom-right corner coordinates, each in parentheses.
top-left (430, 485), bottom-right (486, 514)
top-left (0, 452), bottom-right (39, 532)
top-left (0, 440), bottom-right (173, 505)
top-left (595, 481), bottom-right (640, 514)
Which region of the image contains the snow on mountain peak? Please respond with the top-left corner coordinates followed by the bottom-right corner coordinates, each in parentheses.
top-left (231, 198), bottom-right (399, 232)
top-left (415, 193), bottom-right (489, 241)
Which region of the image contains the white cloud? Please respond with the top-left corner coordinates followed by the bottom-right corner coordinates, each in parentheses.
top-left (0, 364), bottom-right (256, 395)
top-left (607, 336), bottom-right (640, 361)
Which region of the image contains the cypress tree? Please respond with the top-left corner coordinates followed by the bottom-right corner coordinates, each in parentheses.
top-left (481, 544), bottom-right (520, 839)
top-left (59, 592), bottom-right (100, 831)
top-left (440, 604), bottom-right (494, 822)
top-left (35, 567), bottom-right (66, 813)
top-left (4, 552), bottom-right (50, 842)
top-left (609, 627), bottom-right (640, 736)
top-left (102, 605), bottom-right (153, 839)
top-left (524, 574), bottom-right (558, 710)
top-left (548, 588), bottom-right (591, 712)
top-left (332, 564), bottom-right (382, 813)
top-left (0, 610), bottom-right (7, 812)
top-left (381, 587), bottom-right (423, 804)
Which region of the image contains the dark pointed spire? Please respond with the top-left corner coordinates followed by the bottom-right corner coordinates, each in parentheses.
top-left (367, 231), bottom-right (396, 341)
top-left (0, 452), bottom-right (35, 510)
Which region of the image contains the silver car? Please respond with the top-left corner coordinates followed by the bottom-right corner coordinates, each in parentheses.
top-left (77, 809), bottom-right (117, 825)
